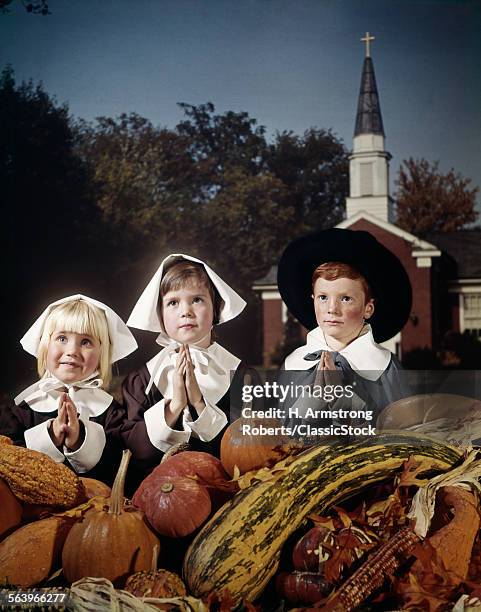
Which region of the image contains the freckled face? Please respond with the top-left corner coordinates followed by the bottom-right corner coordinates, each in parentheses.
top-left (161, 281), bottom-right (214, 348)
top-left (46, 330), bottom-right (101, 383)
top-left (313, 277), bottom-right (374, 346)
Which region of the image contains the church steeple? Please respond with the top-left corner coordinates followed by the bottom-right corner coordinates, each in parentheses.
top-left (354, 55), bottom-right (385, 137)
top-left (345, 33), bottom-right (394, 223)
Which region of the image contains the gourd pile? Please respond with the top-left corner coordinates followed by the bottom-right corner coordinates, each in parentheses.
top-left (2, 426), bottom-right (481, 611)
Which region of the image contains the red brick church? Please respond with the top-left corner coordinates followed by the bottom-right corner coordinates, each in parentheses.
top-left (254, 34), bottom-right (481, 367)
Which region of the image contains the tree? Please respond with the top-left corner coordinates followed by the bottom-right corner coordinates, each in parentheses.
top-left (1, 0), bottom-right (50, 14)
top-left (78, 104), bottom-right (295, 291)
top-left (76, 113), bottom-right (195, 257)
top-left (78, 103), bottom-right (350, 295)
top-left (267, 128), bottom-right (349, 233)
top-left (0, 66), bottom-right (101, 391)
top-left (395, 158), bottom-right (479, 236)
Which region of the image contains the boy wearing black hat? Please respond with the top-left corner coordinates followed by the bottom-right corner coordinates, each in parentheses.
top-left (277, 228), bottom-right (412, 435)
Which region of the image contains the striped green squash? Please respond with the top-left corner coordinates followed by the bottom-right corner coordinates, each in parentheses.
top-left (183, 433), bottom-right (463, 603)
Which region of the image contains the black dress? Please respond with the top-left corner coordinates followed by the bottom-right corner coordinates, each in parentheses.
top-left (0, 396), bottom-right (124, 487)
top-left (120, 362), bottom-right (248, 495)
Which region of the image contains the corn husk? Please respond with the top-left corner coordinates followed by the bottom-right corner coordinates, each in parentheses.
top-left (69, 577), bottom-right (208, 612)
top-left (408, 449), bottom-right (481, 537)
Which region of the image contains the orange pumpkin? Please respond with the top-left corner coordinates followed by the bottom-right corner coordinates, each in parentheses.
top-left (0, 479), bottom-right (22, 541)
top-left (220, 417), bottom-right (291, 477)
top-left (0, 516), bottom-right (73, 587)
top-left (79, 477), bottom-right (111, 499)
top-left (62, 450), bottom-right (160, 586)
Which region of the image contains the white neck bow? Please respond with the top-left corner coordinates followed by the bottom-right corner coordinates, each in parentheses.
top-left (14, 372), bottom-right (113, 416)
top-left (145, 341), bottom-right (241, 402)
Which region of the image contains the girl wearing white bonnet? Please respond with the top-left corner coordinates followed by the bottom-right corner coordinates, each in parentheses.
top-left (121, 254), bottom-right (246, 484)
top-left (0, 294), bottom-right (137, 485)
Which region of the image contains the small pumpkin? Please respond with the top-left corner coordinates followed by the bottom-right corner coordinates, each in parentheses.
top-left (159, 451), bottom-right (229, 482)
top-left (0, 479), bottom-right (22, 541)
top-left (220, 417), bottom-right (291, 477)
top-left (276, 571), bottom-right (332, 604)
top-left (292, 526), bottom-right (335, 572)
top-left (0, 516), bottom-right (73, 587)
top-left (62, 450), bottom-right (160, 586)
top-left (133, 451), bottom-right (231, 510)
top-left (80, 477), bottom-right (111, 499)
top-left (139, 476), bottom-right (211, 538)
top-left (124, 545), bottom-right (187, 599)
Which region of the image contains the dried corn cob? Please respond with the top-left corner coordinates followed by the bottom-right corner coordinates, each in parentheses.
top-left (0, 445), bottom-right (86, 508)
top-left (322, 527), bottom-right (420, 612)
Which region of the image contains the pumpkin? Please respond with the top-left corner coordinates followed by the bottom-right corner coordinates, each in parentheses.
top-left (80, 477), bottom-right (111, 499)
top-left (0, 479), bottom-right (22, 541)
top-left (0, 444), bottom-right (86, 508)
top-left (220, 417), bottom-right (291, 477)
top-left (133, 451), bottom-right (231, 510)
top-left (62, 450), bottom-right (160, 586)
top-left (0, 516), bottom-right (73, 587)
top-left (292, 526), bottom-right (334, 572)
top-left (124, 545), bottom-right (187, 599)
top-left (140, 476), bottom-right (211, 538)
top-left (159, 451), bottom-right (228, 482)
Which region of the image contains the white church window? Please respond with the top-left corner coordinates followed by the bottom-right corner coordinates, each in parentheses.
top-left (360, 162), bottom-right (373, 195)
top-left (462, 294), bottom-right (481, 338)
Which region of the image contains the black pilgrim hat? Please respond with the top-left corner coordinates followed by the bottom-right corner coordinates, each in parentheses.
top-left (277, 228), bottom-right (412, 343)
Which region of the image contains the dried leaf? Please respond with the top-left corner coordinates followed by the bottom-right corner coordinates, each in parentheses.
top-left (307, 514), bottom-right (336, 531)
top-left (187, 473), bottom-right (239, 495)
top-left (396, 455), bottom-right (435, 488)
top-left (54, 495), bottom-right (107, 519)
top-left (322, 528), bottom-right (375, 584)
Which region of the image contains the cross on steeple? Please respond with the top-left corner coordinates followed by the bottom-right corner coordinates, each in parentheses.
top-left (361, 32), bottom-right (375, 57)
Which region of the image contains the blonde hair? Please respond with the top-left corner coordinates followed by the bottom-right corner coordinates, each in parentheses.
top-left (37, 299), bottom-right (112, 386)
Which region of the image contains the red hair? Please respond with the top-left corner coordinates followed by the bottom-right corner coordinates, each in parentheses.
top-left (312, 262), bottom-right (373, 301)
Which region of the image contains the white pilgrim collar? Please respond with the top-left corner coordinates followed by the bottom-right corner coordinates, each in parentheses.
top-left (14, 373), bottom-right (113, 416)
top-left (145, 341), bottom-right (241, 399)
top-left (284, 325), bottom-right (391, 381)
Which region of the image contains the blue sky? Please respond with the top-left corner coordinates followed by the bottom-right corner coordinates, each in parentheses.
top-left (1, 0), bottom-right (480, 209)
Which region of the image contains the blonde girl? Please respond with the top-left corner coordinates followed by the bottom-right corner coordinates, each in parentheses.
top-left (1, 295), bottom-right (137, 483)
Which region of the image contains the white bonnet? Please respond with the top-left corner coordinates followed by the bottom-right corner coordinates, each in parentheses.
top-left (127, 254), bottom-right (246, 343)
top-left (20, 294), bottom-right (138, 363)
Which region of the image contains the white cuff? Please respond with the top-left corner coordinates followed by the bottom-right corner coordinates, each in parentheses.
top-left (24, 420), bottom-right (65, 463)
top-left (64, 420), bottom-right (106, 473)
top-left (144, 399), bottom-right (191, 453)
top-left (183, 401), bottom-right (227, 441)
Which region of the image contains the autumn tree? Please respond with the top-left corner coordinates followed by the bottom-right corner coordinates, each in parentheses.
top-left (79, 105), bottom-right (294, 292)
top-left (395, 158), bottom-right (479, 236)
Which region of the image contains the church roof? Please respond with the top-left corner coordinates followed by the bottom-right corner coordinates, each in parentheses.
top-left (426, 230), bottom-right (481, 278)
top-left (253, 265), bottom-right (277, 287)
top-left (354, 57), bottom-right (385, 137)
